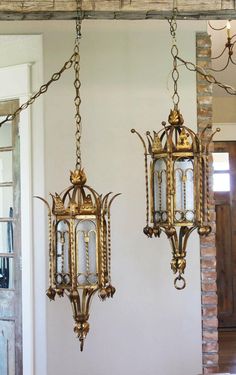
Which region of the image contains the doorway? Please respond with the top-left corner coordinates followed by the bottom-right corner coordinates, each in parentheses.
top-left (214, 140), bottom-right (236, 373)
top-left (214, 141), bottom-right (236, 329)
top-left (0, 99), bottom-right (22, 375)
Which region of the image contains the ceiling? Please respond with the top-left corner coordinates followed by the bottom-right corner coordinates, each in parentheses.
top-left (0, 0), bottom-right (235, 20)
top-left (0, 2), bottom-right (234, 97)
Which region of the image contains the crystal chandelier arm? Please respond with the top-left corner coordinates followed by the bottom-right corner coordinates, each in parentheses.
top-left (211, 45), bottom-right (228, 60)
top-left (209, 55), bottom-right (231, 72)
top-left (0, 52), bottom-right (77, 127)
top-left (230, 34), bottom-right (236, 42)
top-left (229, 49), bottom-right (236, 65)
top-left (208, 21), bottom-right (227, 31)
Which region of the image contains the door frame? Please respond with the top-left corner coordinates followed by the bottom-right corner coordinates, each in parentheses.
top-left (0, 63), bottom-right (34, 375)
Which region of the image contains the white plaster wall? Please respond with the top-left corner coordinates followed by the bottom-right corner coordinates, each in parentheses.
top-left (0, 19), bottom-right (206, 375)
top-left (213, 123), bottom-right (236, 141)
top-left (213, 97), bottom-right (236, 123)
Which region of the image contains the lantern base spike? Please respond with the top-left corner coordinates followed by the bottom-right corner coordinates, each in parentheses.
top-left (74, 320), bottom-right (90, 350)
top-left (80, 338), bottom-right (84, 352)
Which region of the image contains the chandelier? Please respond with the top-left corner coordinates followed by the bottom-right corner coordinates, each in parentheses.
top-left (208, 19), bottom-right (236, 72)
top-left (131, 9), bottom-right (219, 290)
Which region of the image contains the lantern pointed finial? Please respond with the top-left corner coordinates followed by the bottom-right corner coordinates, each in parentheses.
top-left (168, 108), bottom-right (184, 126)
top-left (51, 193), bottom-right (66, 215)
top-left (152, 132), bottom-right (163, 154)
top-left (70, 168), bottom-right (87, 185)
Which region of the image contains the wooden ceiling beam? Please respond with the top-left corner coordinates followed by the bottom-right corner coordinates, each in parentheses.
top-left (0, 1), bottom-right (236, 20)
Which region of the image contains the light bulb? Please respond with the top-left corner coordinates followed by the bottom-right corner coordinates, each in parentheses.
top-left (227, 20), bottom-right (231, 38)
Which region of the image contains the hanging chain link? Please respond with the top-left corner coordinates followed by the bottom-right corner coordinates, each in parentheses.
top-left (168, 7), bottom-right (180, 109)
top-left (168, 0), bottom-right (236, 96)
top-left (74, 0), bottom-right (83, 170)
top-left (0, 53), bottom-right (77, 127)
top-left (0, 0), bottom-right (86, 177)
top-left (176, 56), bottom-right (236, 95)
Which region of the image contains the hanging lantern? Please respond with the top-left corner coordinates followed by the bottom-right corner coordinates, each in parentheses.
top-left (0, 0), bottom-right (119, 352)
top-left (33, 1), bottom-right (120, 350)
top-left (131, 9), bottom-right (219, 290)
top-left (37, 169), bottom-right (119, 350)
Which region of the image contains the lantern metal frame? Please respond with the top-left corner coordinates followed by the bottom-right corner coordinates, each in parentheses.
top-left (35, 2), bottom-right (120, 351)
top-left (0, 0), bottom-right (120, 351)
top-left (131, 8), bottom-right (219, 289)
top-left (36, 169), bottom-right (119, 350)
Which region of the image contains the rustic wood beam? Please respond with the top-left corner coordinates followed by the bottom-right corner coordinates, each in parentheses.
top-left (0, 0), bottom-right (236, 20)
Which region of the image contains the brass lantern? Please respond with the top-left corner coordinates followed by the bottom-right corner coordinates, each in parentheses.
top-left (0, 0), bottom-right (120, 351)
top-left (35, 2), bottom-right (120, 350)
top-left (131, 10), bottom-right (219, 290)
top-left (37, 170), bottom-right (119, 350)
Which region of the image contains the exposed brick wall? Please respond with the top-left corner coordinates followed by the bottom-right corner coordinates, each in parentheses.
top-left (196, 32), bottom-right (219, 374)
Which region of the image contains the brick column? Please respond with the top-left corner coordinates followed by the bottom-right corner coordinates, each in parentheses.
top-left (196, 32), bottom-right (219, 374)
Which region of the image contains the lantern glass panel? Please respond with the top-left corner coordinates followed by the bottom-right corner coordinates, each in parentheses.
top-left (174, 158), bottom-right (194, 223)
top-left (56, 220), bottom-right (70, 287)
top-left (76, 219), bottom-right (98, 286)
top-left (153, 158), bottom-right (167, 223)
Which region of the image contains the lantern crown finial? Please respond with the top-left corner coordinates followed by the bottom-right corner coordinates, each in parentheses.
top-left (70, 168), bottom-right (87, 185)
top-left (168, 108), bottom-right (184, 126)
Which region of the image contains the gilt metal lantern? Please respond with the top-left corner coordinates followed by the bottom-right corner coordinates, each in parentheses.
top-left (35, 2), bottom-right (120, 350)
top-left (131, 10), bottom-right (219, 290)
top-left (37, 169), bottom-right (119, 350)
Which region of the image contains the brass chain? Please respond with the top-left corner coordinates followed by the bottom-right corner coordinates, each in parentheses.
top-left (0, 0), bottom-right (86, 177)
top-left (74, 0), bottom-right (83, 170)
top-left (0, 53), bottom-right (77, 127)
top-left (168, 1), bottom-right (236, 96)
top-left (168, 8), bottom-right (180, 110)
top-left (177, 56), bottom-right (236, 95)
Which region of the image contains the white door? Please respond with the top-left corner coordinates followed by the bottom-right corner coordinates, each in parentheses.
top-left (0, 99), bottom-right (21, 375)
top-left (0, 64), bottom-right (33, 375)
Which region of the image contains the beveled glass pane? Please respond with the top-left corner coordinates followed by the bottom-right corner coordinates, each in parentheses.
top-left (0, 222), bottom-right (14, 254)
top-left (153, 158), bottom-right (167, 223)
top-left (213, 152), bottom-right (229, 171)
top-left (213, 173), bottom-right (230, 192)
top-left (0, 187), bottom-right (13, 217)
top-left (0, 151), bottom-right (12, 183)
top-left (56, 220), bottom-right (70, 285)
top-left (0, 256), bottom-right (14, 289)
top-left (174, 159), bottom-right (194, 222)
top-left (76, 219), bottom-right (97, 286)
top-left (0, 119), bottom-right (12, 148)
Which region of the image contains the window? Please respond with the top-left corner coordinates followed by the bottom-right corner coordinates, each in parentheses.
top-left (212, 152), bottom-right (230, 192)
